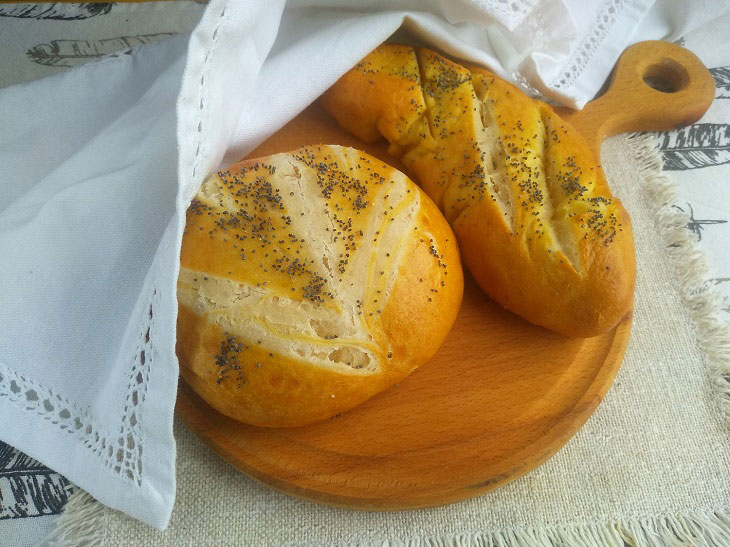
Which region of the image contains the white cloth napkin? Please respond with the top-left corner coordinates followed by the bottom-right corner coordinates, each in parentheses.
top-left (0, 34), bottom-right (189, 528)
top-left (1, 0), bottom-right (727, 531)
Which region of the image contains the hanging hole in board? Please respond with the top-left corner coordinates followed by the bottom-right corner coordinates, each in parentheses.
top-left (642, 58), bottom-right (690, 93)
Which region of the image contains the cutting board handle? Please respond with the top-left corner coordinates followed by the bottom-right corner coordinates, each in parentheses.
top-left (557, 40), bottom-right (716, 157)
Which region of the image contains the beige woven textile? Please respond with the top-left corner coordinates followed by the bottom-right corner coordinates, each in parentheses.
top-left (53, 134), bottom-right (730, 546)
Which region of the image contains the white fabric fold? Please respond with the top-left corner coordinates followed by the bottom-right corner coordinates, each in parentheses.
top-left (0, 35), bottom-right (189, 528)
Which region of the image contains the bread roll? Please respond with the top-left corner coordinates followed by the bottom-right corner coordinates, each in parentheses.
top-left (177, 145), bottom-right (463, 427)
top-left (322, 44), bottom-right (636, 337)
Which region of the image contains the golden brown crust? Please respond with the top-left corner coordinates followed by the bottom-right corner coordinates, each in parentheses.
top-left (177, 145), bottom-right (462, 427)
top-left (322, 44), bottom-right (636, 337)
top-left (177, 303), bottom-right (388, 428)
top-left (381, 192), bottom-right (464, 362)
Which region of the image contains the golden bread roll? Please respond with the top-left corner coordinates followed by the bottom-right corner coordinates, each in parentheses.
top-left (322, 44), bottom-right (636, 337)
top-left (177, 145), bottom-right (463, 427)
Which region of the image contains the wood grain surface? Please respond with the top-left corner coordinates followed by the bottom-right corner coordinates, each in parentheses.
top-left (557, 40), bottom-right (715, 158)
top-left (176, 40), bottom-right (713, 509)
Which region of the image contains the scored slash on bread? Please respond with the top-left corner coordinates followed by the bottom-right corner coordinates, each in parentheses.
top-left (177, 145), bottom-right (463, 427)
top-left (322, 44), bottom-right (636, 337)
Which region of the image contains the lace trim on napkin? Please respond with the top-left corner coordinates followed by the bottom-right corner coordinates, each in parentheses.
top-left (0, 284), bottom-right (158, 486)
top-left (468, 0), bottom-right (536, 30)
top-left (509, 4), bottom-right (553, 102)
top-left (1, 0), bottom-right (223, 503)
top-left (551, 0), bottom-right (628, 90)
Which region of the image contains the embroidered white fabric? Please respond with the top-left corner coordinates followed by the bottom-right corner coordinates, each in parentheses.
top-left (0, 35), bottom-right (189, 528)
top-left (2, 0), bottom-right (726, 532)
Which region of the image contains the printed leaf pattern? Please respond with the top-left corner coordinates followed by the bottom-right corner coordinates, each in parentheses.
top-left (0, 3), bottom-right (112, 20)
top-left (0, 441), bottom-right (71, 519)
top-left (658, 124), bottom-right (730, 170)
top-left (672, 203), bottom-right (728, 241)
top-left (698, 278), bottom-right (730, 325)
top-left (710, 66), bottom-right (730, 99)
top-left (27, 34), bottom-right (177, 68)
top-left (712, 279), bottom-right (730, 316)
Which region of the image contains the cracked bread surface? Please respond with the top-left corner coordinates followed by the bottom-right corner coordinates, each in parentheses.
top-left (177, 145), bottom-right (463, 427)
top-left (322, 45), bottom-right (636, 337)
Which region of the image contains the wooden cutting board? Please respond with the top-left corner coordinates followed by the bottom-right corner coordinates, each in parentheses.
top-left (176, 40), bottom-right (715, 509)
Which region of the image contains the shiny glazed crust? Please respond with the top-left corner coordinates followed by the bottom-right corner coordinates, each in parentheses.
top-left (177, 145), bottom-right (463, 427)
top-left (322, 44), bottom-right (636, 337)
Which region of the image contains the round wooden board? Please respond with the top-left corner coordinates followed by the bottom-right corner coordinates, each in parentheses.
top-left (176, 100), bottom-right (633, 509)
